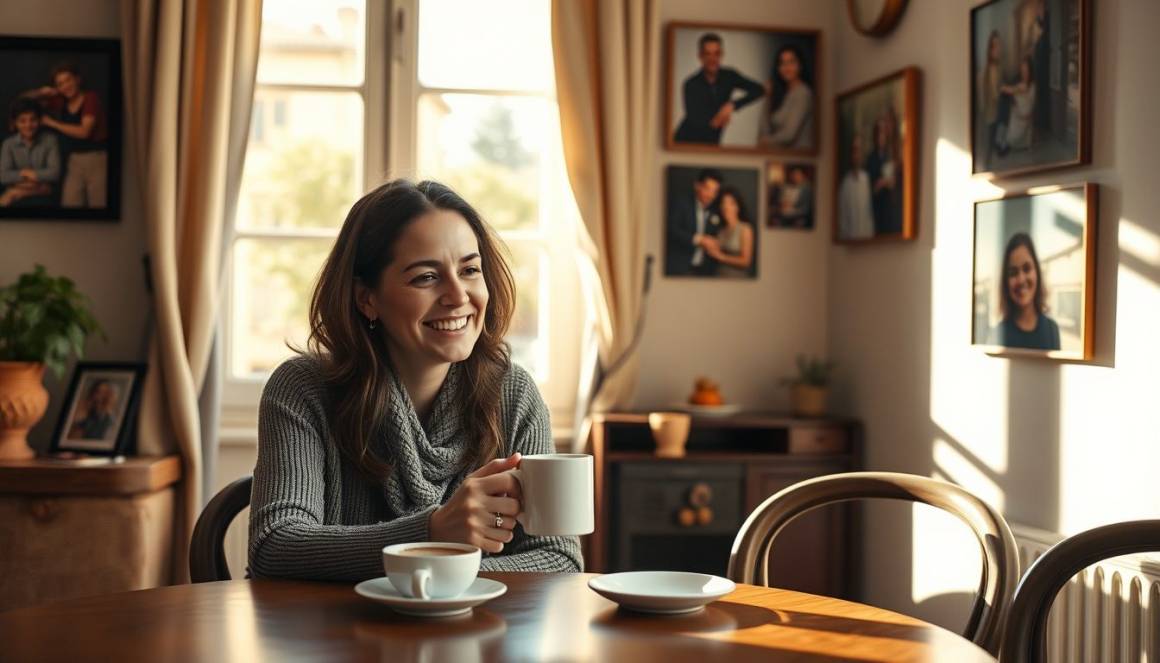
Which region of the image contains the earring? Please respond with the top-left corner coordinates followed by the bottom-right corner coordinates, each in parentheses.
top-left (367, 318), bottom-right (377, 330)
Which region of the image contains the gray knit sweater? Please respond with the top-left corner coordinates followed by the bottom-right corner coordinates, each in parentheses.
top-left (248, 354), bottom-right (583, 581)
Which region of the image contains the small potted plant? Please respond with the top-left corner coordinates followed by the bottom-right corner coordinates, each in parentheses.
top-left (781, 354), bottom-right (836, 417)
top-left (0, 265), bottom-right (102, 459)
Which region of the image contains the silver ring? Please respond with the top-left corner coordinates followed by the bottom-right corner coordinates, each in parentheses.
top-left (494, 513), bottom-right (504, 528)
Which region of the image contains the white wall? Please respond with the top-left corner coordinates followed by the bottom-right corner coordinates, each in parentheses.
top-left (830, 0), bottom-right (1160, 631)
top-left (634, 0), bottom-right (838, 411)
top-left (0, 0), bottom-right (148, 453)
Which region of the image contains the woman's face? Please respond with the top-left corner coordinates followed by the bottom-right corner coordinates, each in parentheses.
top-left (1005, 245), bottom-right (1038, 313)
top-left (719, 193), bottom-right (740, 224)
top-left (362, 209), bottom-right (489, 370)
top-left (777, 50), bottom-right (800, 84)
top-left (53, 72), bottom-right (80, 99)
top-left (989, 35), bottom-right (1001, 61)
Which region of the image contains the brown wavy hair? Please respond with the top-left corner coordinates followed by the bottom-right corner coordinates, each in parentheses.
top-left (306, 179), bottom-right (516, 481)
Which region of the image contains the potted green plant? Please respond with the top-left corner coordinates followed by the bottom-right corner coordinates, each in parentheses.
top-left (781, 354), bottom-right (836, 417)
top-left (0, 265), bottom-right (102, 459)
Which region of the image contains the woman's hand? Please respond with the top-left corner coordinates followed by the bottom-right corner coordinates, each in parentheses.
top-left (428, 453), bottom-right (523, 553)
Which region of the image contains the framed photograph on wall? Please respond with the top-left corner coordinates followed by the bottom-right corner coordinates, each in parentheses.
top-left (834, 66), bottom-right (920, 244)
top-left (50, 362), bottom-right (146, 456)
top-left (0, 36), bottom-right (122, 220)
top-left (970, 0), bottom-right (1090, 177)
top-left (972, 183), bottom-right (1096, 360)
top-left (663, 164), bottom-right (760, 279)
top-left (665, 22), bottom-right (820, 156)
top-left (766, 162), bottom-right (815, 229)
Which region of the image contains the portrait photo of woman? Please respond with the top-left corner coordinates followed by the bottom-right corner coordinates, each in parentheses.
top-left (972, 184), bottom-right (1096, 360)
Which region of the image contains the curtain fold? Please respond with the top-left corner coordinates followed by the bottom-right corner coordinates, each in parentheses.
top-left (121, 0), bottom-right (261, 583)
top-left (552, 0), bottom-right (659, 414)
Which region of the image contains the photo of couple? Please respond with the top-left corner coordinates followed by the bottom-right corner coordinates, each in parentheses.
top-left (0, 37), bottom-right (120, 219)
top-left (971, 0), bottom-right (1088, 176)
top-left (835, 67), bottom-right (919, 243)
top-left (667, 24), bottom-right (819, 154)
top-left (664, 165), bottom-right (759, 279)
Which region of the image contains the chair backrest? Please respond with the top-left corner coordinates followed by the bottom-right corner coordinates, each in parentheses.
top-left (189, 475), bottom-right (253, 583)
top-left (727, 471), bottom-right (1019, 656)
top-left (999, 519), bottom-right (1160, 663)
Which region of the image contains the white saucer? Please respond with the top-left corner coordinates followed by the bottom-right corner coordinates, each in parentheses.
top-left (588, 571), bottom-right (736, 614)
top-left (354, 577), bottom-right (507, 617)
top-left (672, 403), bottom-right (743, 417)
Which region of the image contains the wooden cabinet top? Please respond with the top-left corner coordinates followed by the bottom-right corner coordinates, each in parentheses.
top-left (592, 411), bottom-right (860, 429)
top-left (0, 455), bottom-right (182, 496)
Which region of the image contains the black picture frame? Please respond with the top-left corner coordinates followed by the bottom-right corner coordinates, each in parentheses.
top-left (0, 35), bottom-right (122, 220)
top-left (50, 362), bottom-right (146, 456)
top-left (969, 0), bottom-right (1090, 178)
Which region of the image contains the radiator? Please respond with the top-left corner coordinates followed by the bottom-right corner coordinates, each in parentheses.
top-left (1012, 523), bottom-right (1160, 662)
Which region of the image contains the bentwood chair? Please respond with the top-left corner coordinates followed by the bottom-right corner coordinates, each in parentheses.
top-left (1000, 519), bottom-right (1160, 663)
top-left (189, 475), bottom-right (253, 583)
top-left (727, 471), bottom-right (1019, 656)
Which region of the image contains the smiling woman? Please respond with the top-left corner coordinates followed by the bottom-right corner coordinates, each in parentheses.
top-left (247, 179), bottom-right (582, 581)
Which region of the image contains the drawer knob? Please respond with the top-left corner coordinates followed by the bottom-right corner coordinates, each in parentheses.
top-left (688, 482), bottom-right (713, 507)
top-left (677, 507), bottom-right (696, 527)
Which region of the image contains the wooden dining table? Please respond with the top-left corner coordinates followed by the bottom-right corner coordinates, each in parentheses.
top-left (0, 572), bottom-right (995, 662)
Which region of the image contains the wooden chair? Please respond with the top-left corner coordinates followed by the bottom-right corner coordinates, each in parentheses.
top-left (189, 475), bottom-right (253, 583)
top-left (727, 471), bottom-right (1019, 656)
top-left (999, 519), bottom-right (1160, 663)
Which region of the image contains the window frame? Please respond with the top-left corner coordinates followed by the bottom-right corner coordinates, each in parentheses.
top-left (222, 0), bottom-right (582, 438)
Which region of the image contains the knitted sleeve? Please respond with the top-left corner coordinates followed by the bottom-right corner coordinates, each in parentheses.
top-left (247, 357), bottom-right (436, 582)
top-left (479, 363), bottom-right (584, 573)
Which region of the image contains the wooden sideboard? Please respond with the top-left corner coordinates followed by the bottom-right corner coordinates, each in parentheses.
top-left (0, 455), bottom-right (181, 611)
top-left (586, 412), bottom-right (862, 598)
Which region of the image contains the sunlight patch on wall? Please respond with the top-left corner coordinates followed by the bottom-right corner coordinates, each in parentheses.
top-left (929, 138), bottom-right (1009, 475)
top-left (1056, 254), bottom-right (1160, 535)
top-left (932, 438), bottom-right (1006, 513)
top-left (1120, 218), bottom-right (1160, 266)
top-left (910, 499), bottom-right (983, 606)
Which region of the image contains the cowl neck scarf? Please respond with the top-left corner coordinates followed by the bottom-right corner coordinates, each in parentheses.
top-left (381, 363), bottom-right (470, 516)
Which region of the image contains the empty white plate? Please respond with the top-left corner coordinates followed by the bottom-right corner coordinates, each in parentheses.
top-left (354, 576), bottom-right (507, 617)
top-left (588, 571), bottom-right (736, 614)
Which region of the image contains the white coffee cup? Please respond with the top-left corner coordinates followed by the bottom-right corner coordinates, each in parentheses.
top-left (383, 542), bottom-right (481, 600)
top-left (510, 453), bottom-right (594, 536)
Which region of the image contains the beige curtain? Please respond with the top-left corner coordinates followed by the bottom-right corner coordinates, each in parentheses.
top-left (552, 0), bottom-right (659, 412)
top-left (121, 0), bottom-right (262, 583)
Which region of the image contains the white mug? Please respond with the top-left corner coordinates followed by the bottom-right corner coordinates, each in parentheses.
top-left (510, 454), bottom-right (594, 536)
top-left (383, 542), bottom-right (481, 599)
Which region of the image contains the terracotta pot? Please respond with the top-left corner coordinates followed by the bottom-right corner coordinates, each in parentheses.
top-left (648, 412), bottom-right (692, 458)
top-left (0, 362), bottom-right (48, 460)
top-left (790, 384), bottom-right (828, 418)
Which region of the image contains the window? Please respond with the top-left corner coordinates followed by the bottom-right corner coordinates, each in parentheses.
top-left (225, 0), bottom-right (584, 432)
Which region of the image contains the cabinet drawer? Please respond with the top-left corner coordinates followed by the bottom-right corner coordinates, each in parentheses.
top-left (616, 462), bottom-right (743, 534)
top-left (788, 427), bottom-right (848, 454)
